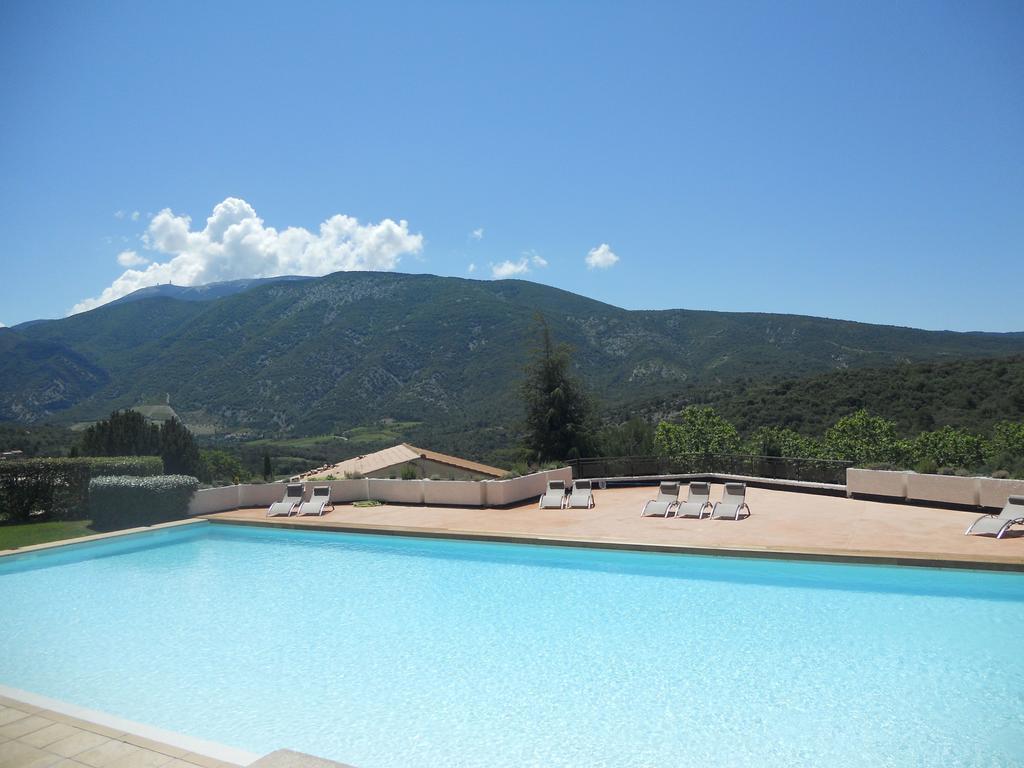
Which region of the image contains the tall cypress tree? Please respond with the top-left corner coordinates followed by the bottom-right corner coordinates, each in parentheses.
top-left (159, 417), bottom-right (202, 476)
top-left (521, 316), bottom-right (596, 462)
top-left (80, 410), bottom-right (161, 456)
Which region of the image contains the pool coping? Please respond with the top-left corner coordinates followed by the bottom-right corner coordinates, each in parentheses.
top-left (0, 684), bottom-right (261, 766)
top-left (4, 514), bottom-right (1022, 571)
top-left (205, 516), bottom-right (1024, 572)
top-left (0, 518), bottom-right (207, 558)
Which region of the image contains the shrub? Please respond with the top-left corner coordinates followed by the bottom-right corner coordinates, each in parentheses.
top-left (88, 475), bottom-right (199, 531)
top-left (84, 456), bottom-right (164, 477)
top-left (400, 464), bottom-right (419, 480)
top-left (0, 459), bottom-right (91, 523)
top-left (824, 410), bottom-right (910, 465)
top-left (911, 426), bottom-right (986, 471)
top-left (0, 457), bottom-right (163, 523)
top-left (655, 406), bottom-right (741, 457)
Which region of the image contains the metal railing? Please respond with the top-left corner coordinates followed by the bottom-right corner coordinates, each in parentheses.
top-left (567, 454), bottom-right (854, 485)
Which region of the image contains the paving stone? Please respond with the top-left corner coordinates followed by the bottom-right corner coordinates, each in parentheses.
top-left (19, 724), bottom-right (81, 749)
top-left (0, 708), bottom-right (33, 727)
top-left (116, 736), bottom-right (186, 759)
top-left (46, 732), bottom-right (111, 759)
top-left (0, 739), bottom-right (63, 768)
top-left (0, 715), bottom-right (54, 740)
top-left (178, 754), bottom-right (239, 768)
top-left (103, 749), bottom-right (175, 768)
top-left (0, 698), bottom-right (42, 714)
top-left (74, 740), bottom-right (142, 768)
top-left (247, 749), bottom-right (355, 768)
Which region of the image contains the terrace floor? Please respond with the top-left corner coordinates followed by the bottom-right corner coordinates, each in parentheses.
top-left (205, 483), bottom-right (1024, 569)
top-left (0, 696), bottom-right (240, 768)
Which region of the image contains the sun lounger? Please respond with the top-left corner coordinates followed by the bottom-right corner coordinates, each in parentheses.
top-left (568, 479), bottom-right (595, 509)
top-left (710, 482), bottom-right (750, 520)
top-left (674, 481), bottom-right (713, 519)
top-left (641, 481), bottom-right (680, 517)
top-left (539, 480), bottom-right (567, 509)
top-left (297, 485), bottom-right (334, 516)
top-left (965, 495), bottom-right (1024, 538)
top-left (267, 483), bottom-right (305, 517)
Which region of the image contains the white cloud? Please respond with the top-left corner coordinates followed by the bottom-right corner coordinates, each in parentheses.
top-left (131, 211), bottom-right (140, 221)
top-left (470, 227), bottom-right (484, 241)
top-left (467, 263), bottom-right (476, 273)
top-left (0, 321), bottom-right (6, 328)
top-left (491, 259), bottom-right (531, 278)
top-left (114, 210), bottom-right (126, 220)
top-left (71, 197), bottom-right (424, 314)
top-left (585, 243), bottom-right (619, 269)
top-left (117, 250), bottom-right (149, 267)
top-left (490, 249), bottom-right (549, 279)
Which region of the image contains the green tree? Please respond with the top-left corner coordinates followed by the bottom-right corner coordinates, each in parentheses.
top-left (521, 317), bottom-right (596, 462)
top-left (159, 417), bottom-right (201, 476)
top-left (262, 450), bottom-right (273, 481)
top-left (744, 426), bottom-right (822, 458)
top-left (988, 421), bottom-right (1024, 465)
top-left (911, 426), bottom-right (986, 470)
top-left (599, 418), bottom-right (655, 457)
top-left (80, 410), bottom-right (161, 457)
top-left (202, 450), bottom-right (246, 484)
top-left (824, 409), bottom-right (908, 465)
top-left (654, 406), bottom-right (740, 456)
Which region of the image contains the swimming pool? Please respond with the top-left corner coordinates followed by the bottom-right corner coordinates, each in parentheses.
top-left (1, 522), bottom-right (1022, 767)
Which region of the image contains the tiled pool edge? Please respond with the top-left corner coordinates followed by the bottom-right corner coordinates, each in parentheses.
top-left (0, 684), bottom-right (260, 766)
top-left (206, 516), bottom-right (1024, 572)
top-left (0, 517), bottom-right (206, 557)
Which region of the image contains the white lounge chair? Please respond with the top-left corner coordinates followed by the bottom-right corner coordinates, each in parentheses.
top-left (710, 482), bottom-right (750, 520)
top-left (568, 479), bottom-right (595, 509)
top-left (965, 495), bottom-right (1024, 539)
top-left (675, 481), bottom-right (713, 519)
top-left (267, 483), bottom-right (305, 517)
top-left (539, 480), bottom-right (567, 509)
top-left (297, 485), bottom-right (334, 516)
top-left (641, 481), bottom-right (679, 517)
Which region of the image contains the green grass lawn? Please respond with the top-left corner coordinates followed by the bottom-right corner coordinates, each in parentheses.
top-left (0, 519), bottom-right (97, 550)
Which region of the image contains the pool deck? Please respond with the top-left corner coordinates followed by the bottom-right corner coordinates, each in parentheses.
top-left (204, 483), bottom-right (1024, 570)
top-left (0, 693), bottom-right (245, 768)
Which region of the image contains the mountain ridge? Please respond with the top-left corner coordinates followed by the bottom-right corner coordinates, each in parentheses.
top-left (2, 271), bottom-right (1023, 432)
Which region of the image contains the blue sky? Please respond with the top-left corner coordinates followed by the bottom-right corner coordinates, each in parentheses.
top-left (1, 1), bottom-right (1021, 330)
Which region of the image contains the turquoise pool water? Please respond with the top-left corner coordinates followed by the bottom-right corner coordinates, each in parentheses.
top-left (1, 523), bottom-right (1022, 767)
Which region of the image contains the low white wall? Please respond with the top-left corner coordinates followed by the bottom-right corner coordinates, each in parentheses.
top-left (846, 468), bottom-right (1024, 508)
top-left (187, 485), bottom-right (240, 516)
top-left (846, 469), bottom-right (910, 499)
top-left (238, 483), bottom-right (289, 509)
top-left (905, 473), bottom-right (978, 506)
top-left (978, 478), bottom-right (1024, 509)
top-left (187, 468), bottom-right (573, 515)
top-left (368, 478), bottom-right (424, 504)
top-left (423, 479), bottom-right (486, 506)
top-left (484, 467), bottom-right (572, 507)
top-left (322, 479), bottom-right (369, 503)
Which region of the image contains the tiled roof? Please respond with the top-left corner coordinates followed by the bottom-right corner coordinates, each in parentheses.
top-left (303, 443), bottom-right (505, 479)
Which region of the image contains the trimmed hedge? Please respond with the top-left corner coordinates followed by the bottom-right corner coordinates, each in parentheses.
top-left (88, 475), bottom-right (199, 531)
top-left (84, 456), bottom-right (164, 477)
top-left (0, 457), bottom-right (164, 523)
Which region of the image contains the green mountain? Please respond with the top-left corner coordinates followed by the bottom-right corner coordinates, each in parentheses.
top-left (620, 356), bottom-right (1024, 438)
top-left (3, 271), bottom-right (1023, 436)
